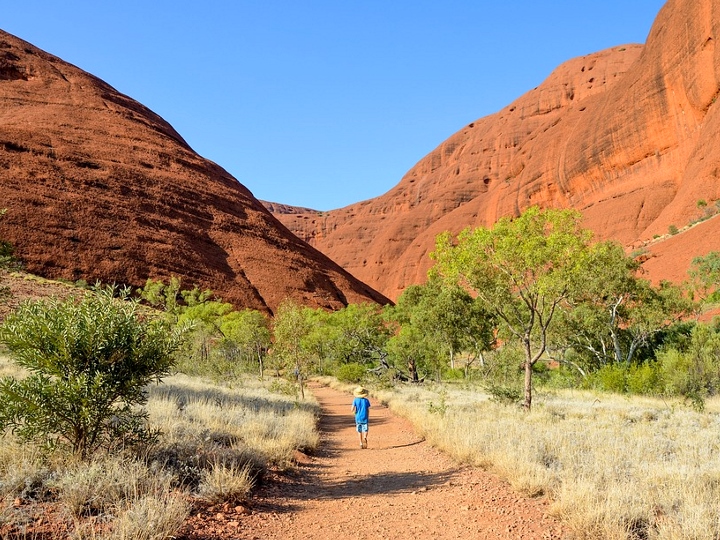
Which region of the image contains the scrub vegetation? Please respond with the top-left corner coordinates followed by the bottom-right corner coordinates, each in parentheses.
top-left (2, 205), bottom-right (720, 538)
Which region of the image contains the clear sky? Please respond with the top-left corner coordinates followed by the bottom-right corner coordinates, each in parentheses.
top-left (4, 1), bottom-right (667, 211)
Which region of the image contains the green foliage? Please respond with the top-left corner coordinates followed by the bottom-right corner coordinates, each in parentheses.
top-left (556, 242), bottom-right (693, 370)
top-left (589, 364), bottom-right (628, 393)
top-left (271, 300), bottom-right (316, 398)
top-left (657, 324), bottom-right (720, 403)
top-left (690, 251), bottom-right (720, 302)
top-left (626, 362), bottom-right (661, 395)
top-left (0, 286), bottom-right (186, 457)
top-left (385, 323), bottom-right (437, 382)
top-left (137, 277), bottom-right (183, 317)
top-left (335, 362), bottom-right (366, 383)
top-left (432, 206), bottom-right (595, 410)
top-left (668, 224), bottom-right (679, 236)
top-left (218, 309), bottom-right (271, 379)
top-left (389, 278), bottom-right (494, 382)
top-left (485, 384), bottom-right (522, 405)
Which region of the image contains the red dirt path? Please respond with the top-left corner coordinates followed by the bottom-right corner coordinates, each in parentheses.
top-left (185, 383), bottom-right (571, 540)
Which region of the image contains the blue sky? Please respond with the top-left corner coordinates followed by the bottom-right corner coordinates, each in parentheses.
top-left (4, 1), bottom-right (666, 210)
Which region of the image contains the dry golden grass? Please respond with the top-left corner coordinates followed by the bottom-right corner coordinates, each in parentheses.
top-left (147, 373), bottom-right (319, 468)
top-left (370, 383), bottom-right (720, 540)
top-left (0, 354), bottom-right (320, 537)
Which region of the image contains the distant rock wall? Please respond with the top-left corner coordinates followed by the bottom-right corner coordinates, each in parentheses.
top-left (270, 0), bottom-right (720, 300)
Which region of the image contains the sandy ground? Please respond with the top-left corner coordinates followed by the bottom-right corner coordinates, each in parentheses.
top-left (182, 382), bottom-right (570, 540)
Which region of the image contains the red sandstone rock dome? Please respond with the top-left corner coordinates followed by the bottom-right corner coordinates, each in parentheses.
top-left (0, 30), bottom-right (389, 313)
top-left (269, 0), bottom-right (720, 299)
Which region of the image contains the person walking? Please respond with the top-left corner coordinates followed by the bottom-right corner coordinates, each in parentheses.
top-left (351, 386), bottom-right (371, 449)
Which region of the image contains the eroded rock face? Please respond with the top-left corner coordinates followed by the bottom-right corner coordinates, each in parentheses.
top-left (0, 30), bottom-right (389, 313)
top-left (270, 0), bottom-right (720, 299)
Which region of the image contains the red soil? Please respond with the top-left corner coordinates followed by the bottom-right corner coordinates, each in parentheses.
top-left (179, 383), bottom-right (570, 540)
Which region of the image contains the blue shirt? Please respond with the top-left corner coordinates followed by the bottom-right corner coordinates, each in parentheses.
top-left (352, 397), bottom-right (370, 423)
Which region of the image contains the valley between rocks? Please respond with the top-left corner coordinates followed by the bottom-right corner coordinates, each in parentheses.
top-left (180, 383), bottom-right (570, 540)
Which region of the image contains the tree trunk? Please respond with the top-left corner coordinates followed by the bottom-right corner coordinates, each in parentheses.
top-left (523, 359), bottom-right (533, 412)
top-left (408, 358), bottom-right (419, 382)
top-left (295, 359), bottom-right (305, 400)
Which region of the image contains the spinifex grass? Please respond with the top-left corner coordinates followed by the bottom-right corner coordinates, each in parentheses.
top-left (371, 383), bottom-right (720, 540)
top-left (0, 353), bottom-right (320, 538)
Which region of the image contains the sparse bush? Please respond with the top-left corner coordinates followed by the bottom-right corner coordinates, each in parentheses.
top-left (335, 362), bottom-right (366, 383)
top-left (668, 224), bottom-right (679, 235)
top-left (626, 362), bottom-right (662, 395)
top-left (108, 493), bottom-right (190, 540)
top-left (442, 367), bottom-right (465, 381)
top-left (197, 460), bottom-right (254, 504)
top-left (0, 286), bottom-right (187, 457)
top-left (588, 363), bottom-right (627, 393)
top-left (485, 384), bottom-right (522, 405)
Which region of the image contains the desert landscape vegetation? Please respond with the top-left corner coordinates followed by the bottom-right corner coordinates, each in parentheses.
top-left (2, 0), bottom-right (720, 538)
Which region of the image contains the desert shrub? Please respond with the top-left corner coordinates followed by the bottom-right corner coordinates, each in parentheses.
top-left (50, 456), bottom-right (175, 518)
top-left (657, 324), bottom-right (720, 409)
top-left (668, 224), bottom-right (679, 235)
top-left (442, 367), bottom-right (465, 381)
top-left (485, 383), bottom-right (522, 405)
top-left (197, 460), bottom-right (254, 504)
top-left (335, 362), bottom-right (366, 383)
top-left (626, 362), bottom-right (662, 395)
top-left (0, 286), bottom-right (186, 457)
top-left (588, 364), bottom-right (627, 393)
top-left (107, 493), bottom-right (190, 540)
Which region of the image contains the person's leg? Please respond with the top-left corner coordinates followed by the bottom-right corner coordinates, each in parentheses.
top-left (357, 424), bottom-right (364, 448)
top-left (363, 425), bottom-right (368, 448)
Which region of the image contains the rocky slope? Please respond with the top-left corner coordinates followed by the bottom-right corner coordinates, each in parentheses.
top-left (269, 0), bottom-right (720, 300)
top-left (0, 30), bottom-right (389, 313)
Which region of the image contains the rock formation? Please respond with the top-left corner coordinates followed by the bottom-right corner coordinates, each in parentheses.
top-left (269, 0), bottom-right (720, 299)
top-left (0, 30), bottom-right (389, 313)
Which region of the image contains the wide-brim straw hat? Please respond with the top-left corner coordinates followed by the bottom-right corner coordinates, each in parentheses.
top-left (353, 386), bottom-right (368, 397)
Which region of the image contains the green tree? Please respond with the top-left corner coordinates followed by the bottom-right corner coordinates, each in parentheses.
top-left (323, 303), bottom-right (390, 371)
top-left (689, 251), bottom-right (720, 302)
top-left (0, 286), bottom-right (185, 457)
top-left (432, 207), bottom-right (594, 411)
top-left (385, 323), bottom-right (438, 383)
top-left (553, 241), bottom-right (693, 371)
top-left (272, 300), bottom-right (314, 399)
top-left (390, 279), bottom-right (494, 381)
top-left (137, 277), bottom-right (183, 319)
top-left (176, 300), bottom-right (234, 369)
top-left (219, 309), bottom-right (271, 379)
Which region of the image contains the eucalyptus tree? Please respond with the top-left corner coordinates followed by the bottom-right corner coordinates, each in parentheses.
top-left (555, 241), bottom-right (694, 371)
top-left (272, 299), bottom-right (315, 399)
top-left (219, 309), bottom-right (271, 379)
top-left (432, 207), bottom-right (595, 411)
top-left (389, 278), bottom-right (494, 381)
